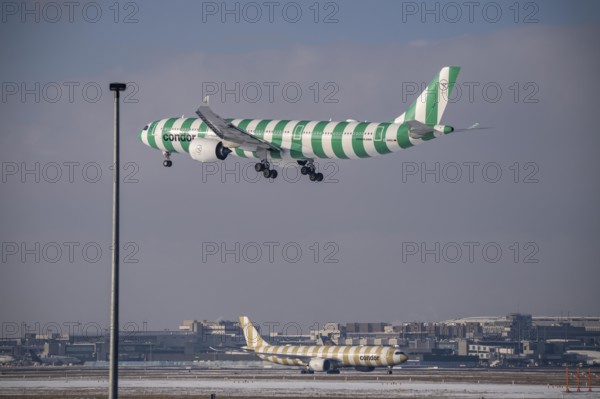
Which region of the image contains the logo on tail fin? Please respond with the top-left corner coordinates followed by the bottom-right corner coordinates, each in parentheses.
top-left (394, 66), bottom-right (461, 126)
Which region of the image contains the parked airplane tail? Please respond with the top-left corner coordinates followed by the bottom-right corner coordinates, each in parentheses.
top-left (394, 66), bottom-right (461, 126)
top-left (240, 316), bottom-right (270, 348)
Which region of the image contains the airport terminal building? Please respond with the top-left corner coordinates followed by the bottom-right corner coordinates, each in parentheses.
top-left (1, 314), bottom-right (599, 367)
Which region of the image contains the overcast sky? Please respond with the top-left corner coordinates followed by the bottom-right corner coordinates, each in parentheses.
top-left (1, 0), bottom-right (599, 334)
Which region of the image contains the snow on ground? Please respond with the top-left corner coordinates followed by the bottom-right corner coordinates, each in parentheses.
top-left (0, 377), bottom-right (594, 398)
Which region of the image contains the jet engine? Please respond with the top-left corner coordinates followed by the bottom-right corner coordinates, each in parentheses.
top-left (308, 358), bottom-right (332, 372)
top-left (189, 138), bottom-right (231, 162)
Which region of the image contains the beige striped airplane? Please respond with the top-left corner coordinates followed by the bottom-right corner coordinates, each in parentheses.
top-left (240, 316), bottom-right (408, 374)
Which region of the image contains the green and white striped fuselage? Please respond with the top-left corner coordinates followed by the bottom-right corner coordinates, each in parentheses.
top-left (138, 117), bottom-right (452, 162)
top-left (253, 343), bottom-right (404, 368)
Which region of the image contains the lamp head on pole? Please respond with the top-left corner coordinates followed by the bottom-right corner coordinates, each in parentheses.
top-left (109, 83), bottom-right (127, 92)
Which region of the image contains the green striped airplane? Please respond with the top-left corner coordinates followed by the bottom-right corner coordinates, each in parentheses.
top-left (240, 316), bottom-right (408, 374)
top-left (139, 66), bottom-right (464, 182)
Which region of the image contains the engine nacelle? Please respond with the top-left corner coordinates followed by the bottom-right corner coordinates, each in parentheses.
top-left (434, 124), bottom-right (454, 134)
top-left (189, 138), bottom-right (231, 162)
top-left (308, 358), bottom-right (331, 372)
top-left (354, 366), bottom-right (375, 372)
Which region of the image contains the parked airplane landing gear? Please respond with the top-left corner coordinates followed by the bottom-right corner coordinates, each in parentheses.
top-left (386, 368), bottom-right (393, 375)
top-left (299, 161), bottom-right (323, 182)
top-left (301, 369), bottom-right (314, 374)
top-left (162, 151), bottom-right (172, 167)
top-left (326, 369), bottom-right (340, 374)
top-left (255, 160), bottom-right (278, 179)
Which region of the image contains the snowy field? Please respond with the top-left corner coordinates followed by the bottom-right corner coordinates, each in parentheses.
top-left (0, 377), bottom-right (593, 398)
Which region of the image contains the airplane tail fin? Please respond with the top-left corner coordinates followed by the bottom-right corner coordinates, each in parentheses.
top-left (394, 66), bottom-right (461, 125)
top-left (239, 316), bottom-right (270, 348)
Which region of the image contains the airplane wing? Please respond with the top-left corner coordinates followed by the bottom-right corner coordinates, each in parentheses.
top-left (195, 100), bottom-right (278, 153)
top-left (251, 348), bottom-right (340, 366)
top-left (209, 346), bottom-right (251, 354)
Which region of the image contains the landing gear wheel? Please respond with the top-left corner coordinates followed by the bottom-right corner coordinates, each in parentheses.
top-left (255, 163), bottom-right (265, 172)
top-left (387, 369), bottom-right (393, 375)
top-left (162, 151), bottom-right (172, 167)
top-left (316, 172), bottom-right (323, 182)
top-left (269, 170), bottom-right (278, 179)
top-left (301, 166), bottom-right (309, 175)
top-left (309, 173), bottom-right (317, 182)
top-left (263, 169), bottom-right (271, 178)
top-left (301, 369), bottom-right (307, 374)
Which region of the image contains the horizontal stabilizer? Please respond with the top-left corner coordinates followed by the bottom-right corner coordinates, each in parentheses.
top-left (406, 120), bottom-right (434, 139)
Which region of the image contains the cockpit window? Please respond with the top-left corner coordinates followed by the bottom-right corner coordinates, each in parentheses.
top-left (394, 351), bottom-right (405, 355)
top-left (143, 125), bottom-right (149, 130)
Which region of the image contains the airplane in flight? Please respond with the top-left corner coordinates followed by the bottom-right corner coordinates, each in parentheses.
top-left (139, 66), bottom-right (467, 182)
top-left (239, 316), bottom-right (408, 374)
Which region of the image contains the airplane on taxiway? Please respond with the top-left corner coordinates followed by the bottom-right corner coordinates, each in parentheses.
top-left (239, 316), bottom-right (408, 374)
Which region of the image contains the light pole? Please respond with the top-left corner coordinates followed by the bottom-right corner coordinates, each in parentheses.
top-left (108, 82), bottom-right (126, 399)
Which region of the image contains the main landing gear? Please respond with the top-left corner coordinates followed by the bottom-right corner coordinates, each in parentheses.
top-left (386, 367), bottom-right (393, 375)
top-left (255, 160), bottom-right (278, 179)
top-left (162, 151), bottom-right (172, 167)
top-left (298, 160), bottom-right (323, 182)
top-left (300, 369), bottom-right (314, 374)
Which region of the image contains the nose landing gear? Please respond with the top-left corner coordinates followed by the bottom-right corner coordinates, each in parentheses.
top-left (162, 151), bottom-right (172, 167)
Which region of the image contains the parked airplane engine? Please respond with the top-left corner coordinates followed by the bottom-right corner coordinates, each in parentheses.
top-left (189, 138), bottom-right (231, 162)
top-left (308, 358), bottom-right (332, 372)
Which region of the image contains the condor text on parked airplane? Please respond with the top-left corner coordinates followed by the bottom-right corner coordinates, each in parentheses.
top-left (239, 316), bottom-right (408, 374)
top-left (139, 67), bottom-right (469, 182)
